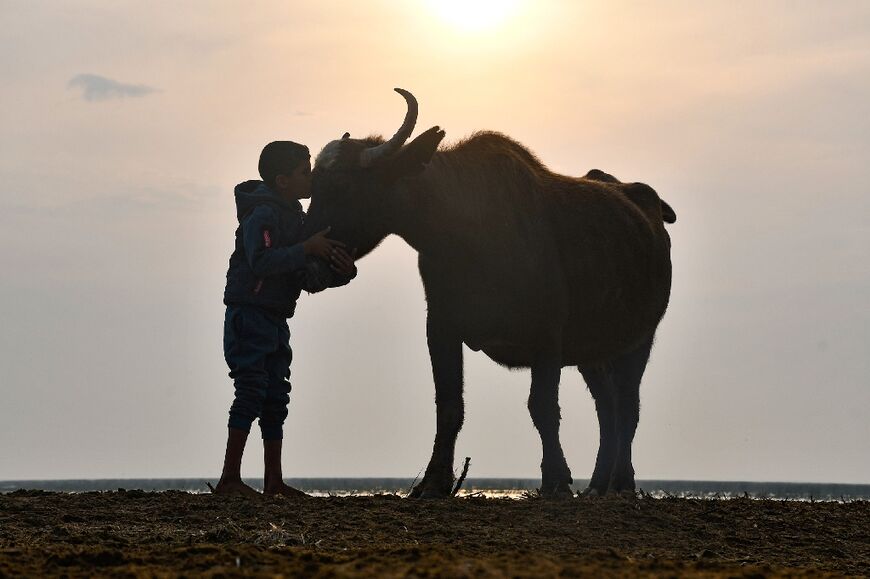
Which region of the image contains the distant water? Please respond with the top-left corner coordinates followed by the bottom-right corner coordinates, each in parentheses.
top-left (2, 478), bottom-right (868, 501)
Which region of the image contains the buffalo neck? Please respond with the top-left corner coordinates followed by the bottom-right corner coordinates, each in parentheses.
top-left (387, 166), bottom-right (461, 259)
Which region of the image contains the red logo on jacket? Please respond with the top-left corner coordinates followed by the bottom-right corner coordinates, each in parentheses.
top-left (253, 229), bottom-right (272, 294)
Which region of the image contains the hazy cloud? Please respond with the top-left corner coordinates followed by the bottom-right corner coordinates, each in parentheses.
top-left (68, 73), bottom-right (159, 101)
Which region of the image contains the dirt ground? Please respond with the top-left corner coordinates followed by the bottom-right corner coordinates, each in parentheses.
top-left (1, 490), bottom-right (868, 577)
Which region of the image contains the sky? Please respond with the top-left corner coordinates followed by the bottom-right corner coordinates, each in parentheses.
top-left (0, 0), bottom-right (868, 483)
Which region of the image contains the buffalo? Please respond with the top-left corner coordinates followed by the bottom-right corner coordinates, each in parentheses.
top-left (304, 89), bottom-right (676, 498)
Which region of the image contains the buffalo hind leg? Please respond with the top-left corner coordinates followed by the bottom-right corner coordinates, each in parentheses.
top-left (610, 335), bottom-right (653, 494)
top-left (528, 351), bottom-right (573, 497)
top-left (579, 365), bottom-right (616, 497)
top-left (580, 335), bottom-right (654, 496)
top-left (409, 313), bottom-right (464, 499)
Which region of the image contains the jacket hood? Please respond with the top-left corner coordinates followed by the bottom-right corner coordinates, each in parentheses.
top-left (233, 180), bottom-right (302, 222)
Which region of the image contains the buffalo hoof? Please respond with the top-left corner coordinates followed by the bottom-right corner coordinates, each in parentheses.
top-left (418, 487), bottom-right (451, 499)
top-left (610, 468), bottom-right (636, 495)
top-left (578, 487), bottom-right (602, 499)
top-left (408, 477), bottom-right (453, 499)
top-left (540, 465), bottom-right (573, 499)
top-left (540, 484), bottom-right (574, 500)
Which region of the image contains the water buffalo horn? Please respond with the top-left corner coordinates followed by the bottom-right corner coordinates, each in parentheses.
top-left (359, 88), bottom-right (418, 167)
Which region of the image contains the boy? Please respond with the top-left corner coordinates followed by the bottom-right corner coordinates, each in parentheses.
top-left (214, 140), bottom-right (356, 497)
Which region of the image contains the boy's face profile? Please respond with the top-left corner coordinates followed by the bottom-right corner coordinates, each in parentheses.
top-left (274, 157), bottom-right (312, 200)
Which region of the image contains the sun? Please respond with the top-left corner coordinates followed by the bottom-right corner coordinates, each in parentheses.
top-left (427, 0), bottom-right (523, 33)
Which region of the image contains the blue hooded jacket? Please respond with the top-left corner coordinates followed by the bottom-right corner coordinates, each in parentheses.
top-left (222, 181), bottom-right (309, 318)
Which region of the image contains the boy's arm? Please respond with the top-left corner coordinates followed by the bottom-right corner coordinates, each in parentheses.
top-left (298, 258), bottom-right (351, 293)
top-left (241, 205), bottom-right (306, 277)
top-left (327, 251), bottom-right (357, 288)
top-left (299, 250), bottom-right (357, 293)
top-left (328, 268), bottom-right (356, 288)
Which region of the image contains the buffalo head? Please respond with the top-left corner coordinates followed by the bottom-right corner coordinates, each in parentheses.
top-left (305, 89), bottom-right (446, 256)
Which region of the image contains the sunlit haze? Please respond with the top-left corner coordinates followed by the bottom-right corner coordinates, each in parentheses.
top-left (0, 0), bottom-right (868, 484)
top-left (426, 0), bottom-right (524, 32)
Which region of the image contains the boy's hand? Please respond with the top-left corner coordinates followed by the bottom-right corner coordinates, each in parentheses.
top-left (330, 247), bottom-right (357, 276)
top-left (303, 227), bottom-right (346, 259)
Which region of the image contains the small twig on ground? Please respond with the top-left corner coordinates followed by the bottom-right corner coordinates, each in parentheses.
top-left (451, 457), bottom-right (471, 497)
top-left (205, 482), bottom-right (216, 493)
top-left (406, 467), bottom-right (425, 496)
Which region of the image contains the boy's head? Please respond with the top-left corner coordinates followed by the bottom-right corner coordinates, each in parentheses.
top-left (258, 141), bottom-right (312, 200)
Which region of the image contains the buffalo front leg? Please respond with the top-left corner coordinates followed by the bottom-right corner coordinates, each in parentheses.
top-left (528, 352), bottom-right (573, 497)
top-left (409, 313), bottom-right (464, 499)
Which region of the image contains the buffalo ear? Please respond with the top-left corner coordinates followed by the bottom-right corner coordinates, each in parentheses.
top-left (379, 126), bottom-right (446, 181)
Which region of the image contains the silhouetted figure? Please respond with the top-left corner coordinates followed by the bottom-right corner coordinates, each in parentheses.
top-left (305, 89), bottom-right (676, 498)
top-left (215, 141), bottom-right (357, 497)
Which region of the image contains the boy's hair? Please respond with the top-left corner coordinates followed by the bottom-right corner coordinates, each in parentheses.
top-left (258, 141), bottom-right (310, 188)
